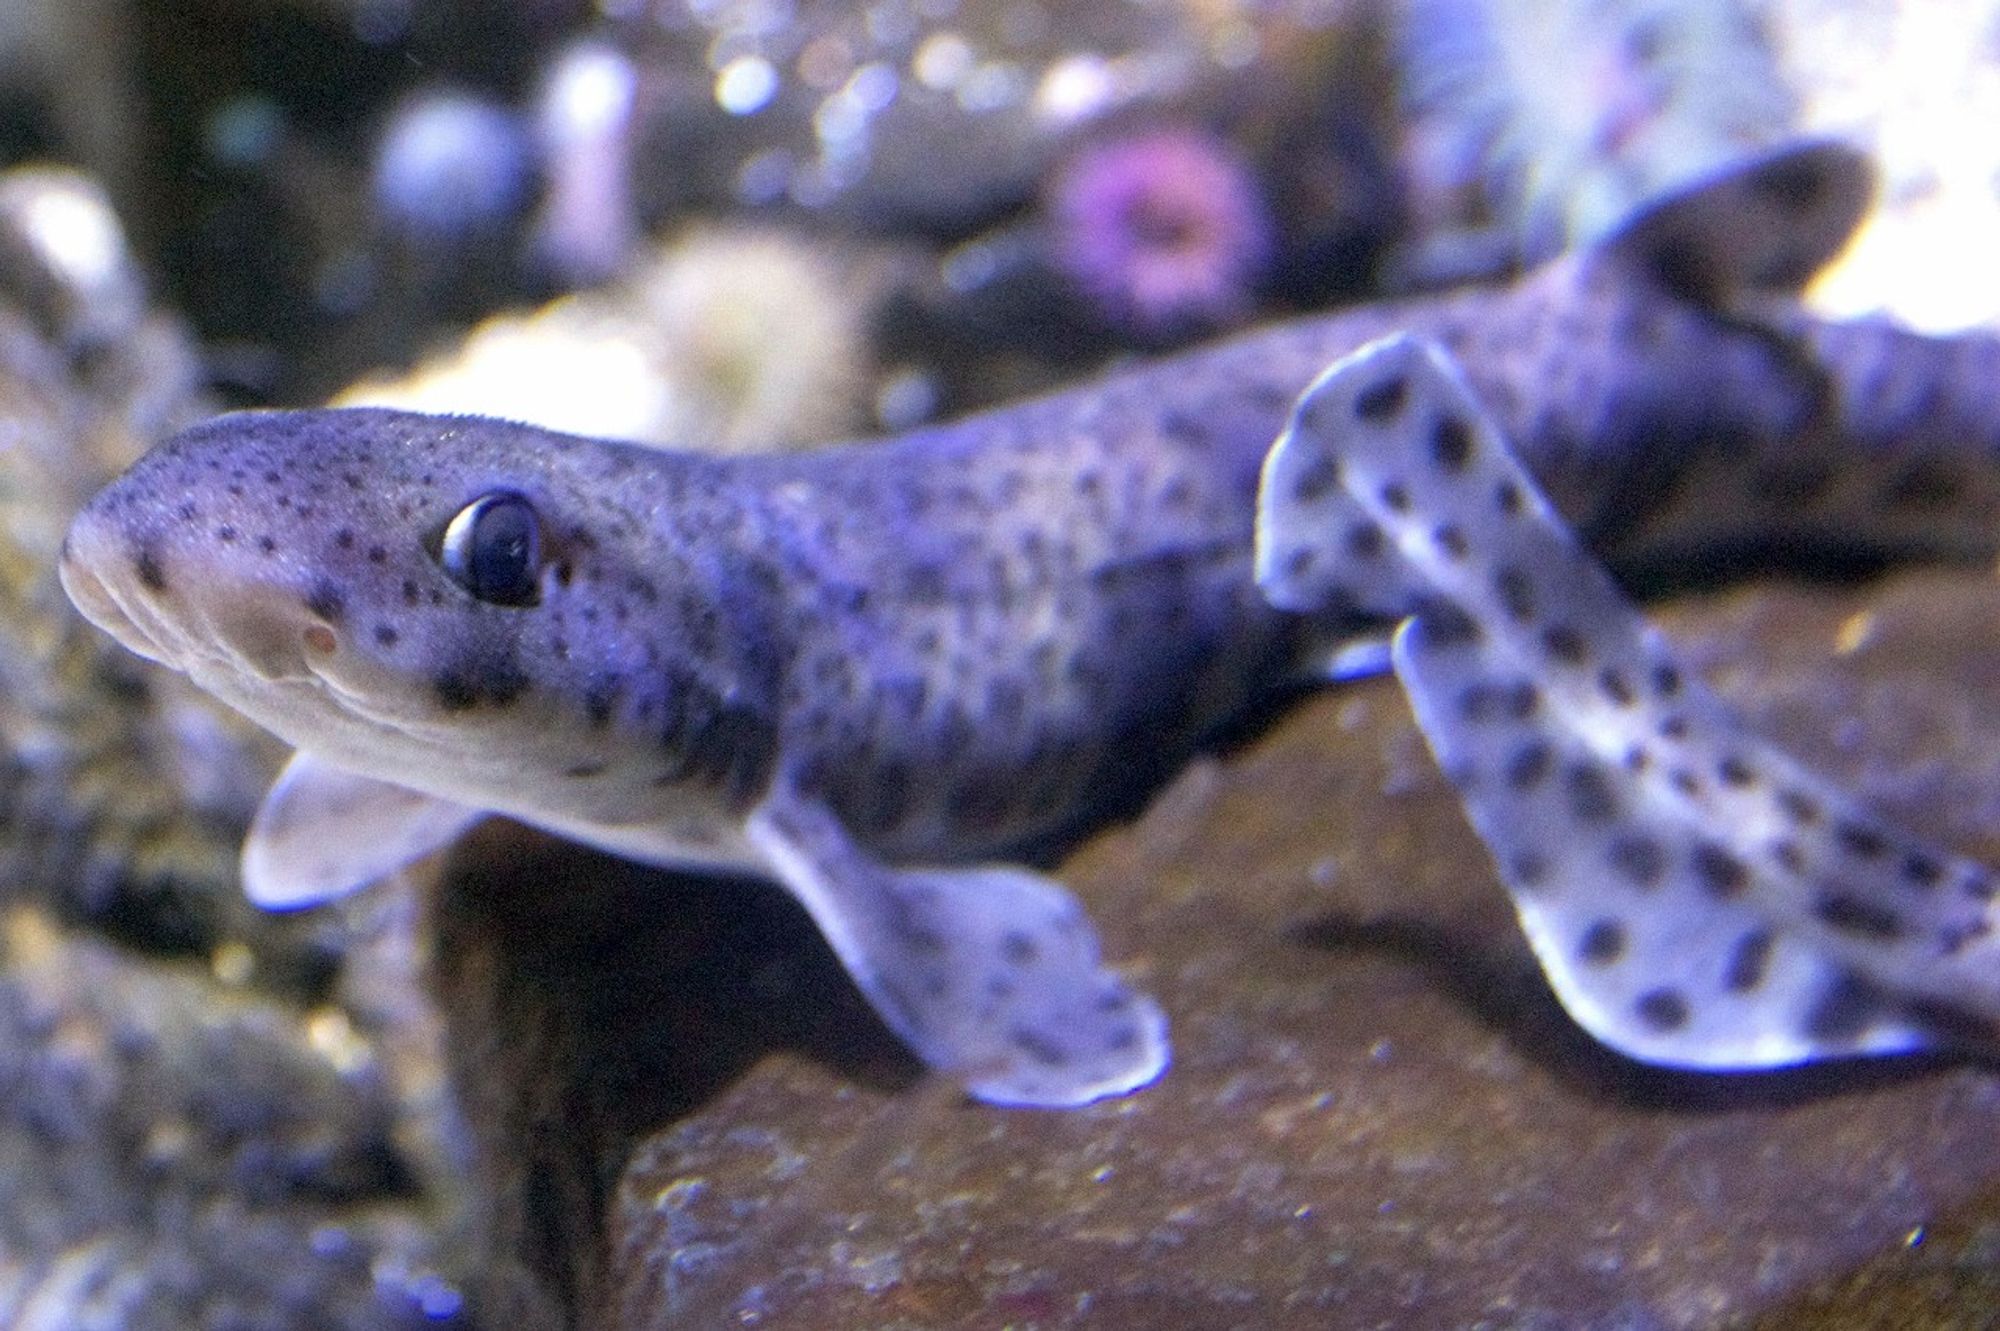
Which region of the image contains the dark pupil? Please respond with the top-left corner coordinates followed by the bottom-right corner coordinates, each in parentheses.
top-left (464, 496), bottom-right (539, 605)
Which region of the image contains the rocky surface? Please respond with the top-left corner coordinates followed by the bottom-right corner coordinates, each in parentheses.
top-left (0, 165), bottom-right (477, 1331)
top-left (417, 566), bottom-right (2000, 1330)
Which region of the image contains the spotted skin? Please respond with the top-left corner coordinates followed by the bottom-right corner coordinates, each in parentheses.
top-left (55, 143), bottom-right (2000, 1103)
top-left (1258, 335), bottom-right (2000, 1067)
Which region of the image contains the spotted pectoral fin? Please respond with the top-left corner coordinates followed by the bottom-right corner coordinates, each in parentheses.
top-left (746, 789), bottom-right (1168, 1107)
top-left (242, 751), bottom-right (486, 910)
top-left (1257, 334), bottom-right (2000, 1068)
top-left (1593, 139), bottom-right (1872, 304)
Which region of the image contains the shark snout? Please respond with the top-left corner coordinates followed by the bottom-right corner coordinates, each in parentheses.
top-left (59, 499), bottom-right (172, 664)
top-left (60, 491), bottom-right (315, 684)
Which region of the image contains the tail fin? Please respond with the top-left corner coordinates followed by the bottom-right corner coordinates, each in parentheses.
top-left (1258, 334), bottom-right (1999, 1069)
top-left (1590, 140), bottom-right (1873, 305)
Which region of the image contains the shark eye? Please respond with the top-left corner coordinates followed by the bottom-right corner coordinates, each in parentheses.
top-left (440, 492), bottom-right (542, 606)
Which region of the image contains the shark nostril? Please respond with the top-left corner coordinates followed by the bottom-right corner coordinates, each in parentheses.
top-left (303, 625), bottom-right (338, 656)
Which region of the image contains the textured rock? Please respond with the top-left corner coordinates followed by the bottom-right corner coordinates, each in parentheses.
top-left (416, 565), bottom-right (2000, 1329)
top-left (0, 164), bottom-right (477, 1331)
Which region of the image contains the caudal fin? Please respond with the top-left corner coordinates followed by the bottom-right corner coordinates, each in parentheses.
top-left (1257, 334), bottom-right (2000, 1069)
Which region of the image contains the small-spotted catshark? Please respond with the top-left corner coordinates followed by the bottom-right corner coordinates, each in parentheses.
top-left (59, 143), bottom-right (2000, 1105)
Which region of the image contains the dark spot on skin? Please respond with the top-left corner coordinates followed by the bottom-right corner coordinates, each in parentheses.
top-left (1777, 788), bottom-right (1821, 826)
top-left (1578, 919), bottom-right (1626, 965)
top-left (1459, 679), bottom-right (1538, 724)
top-left (434, 670), bottom-right (478, 712)
top-left (1285, 548), bottom-right (1317, 580)
top-left (1692, 843), bottom-right (1749, 898)
top-left (1433, 524), bottom-right (1468, 559)
top-left (1597, 667), bottom-right (1635, 706)
top-left (1002, 931), bottom-right (1039, 966)
top-left (1623, 745), bottom-right (1650, 774)
top-left (435, 654), bottom-right (529, 711)
top-left (303, 580), bottom-right (346, 624)
top-left (334, 529), bottom-right (355, 550)
top-left (1772, 840), bottom-right (1807, 875)
top-left (1900, 851), bottom-right (1944, 890)
top-left (1633, 988), bottom-right (1690, 1033)
top-left (1718, 755), bottom-right (1757, 788)
top-left (1563, 762), bottom-right (1617, 822)
top-left (1834, 821), bottom-right (1888, 860)
top-left (1009, 1027), bottom-right (1069, 1068)
top-left (1509, 849), bottom-right (1549, 887)
top-left (1160, 409), bottom-right (1207, 448)
top-left (1494, 479), bottom-right (1524, 516)
top-left (257, 536), bottom-right (277, 555)
top-left (1669, 768), bottom-right (1701, 797)
top-left (1607, 834), bottom-right (1666, 887)
top-left (1650, 664), bottom-right (1682, 699)
top-left (1803, 974), bottom-right (1877, 1042)
top-left (1380, 481), bottom-right (1411, 513)
top-left (373, 624), bottom-right (399, 648)
top-left (133, 545), bottom-right (166, 593)
top-left (1505, 741), bottom-right (1552, 791)
top-left (1725, 930), bottom-right (1774, 992)
top-left (1541, 624), bottom-right (1588, 665)
top-left (1413, 595), bottom-right (1481, 649)
top-left (1814, 888), bottom-right (1906, 941)
top-left (367, 545), bottom-right (388, 564)
top-left (1430, 415), bottom-right (1475, 472)
top-left (216, 525), bottom-right (237, 543)
top-left (1354, 375), bottom-right (1407, 421)
top-left (1345, 521), bottom-right (1384, 560)
top-left (1942, 919), bottom-right (1993, 957)
top-left (904, 563), bottom-right (948, 603)
top-left (1291, 457), bottom-right (1339, 503)
top-left (1494, 566), bottom-right (1535, 622)
top-left (1964, 871), bottom-right (1998, 902)
top-left (1657, 715), bottom-right (1689, 742)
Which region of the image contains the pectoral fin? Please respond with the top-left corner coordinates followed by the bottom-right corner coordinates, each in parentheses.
top-left (1257, 335), bottom-right (2000, 1068)
top-left (747, 789), bottom-right (1168, 1107)
top-left (242, 751), bottom-right (485, 910)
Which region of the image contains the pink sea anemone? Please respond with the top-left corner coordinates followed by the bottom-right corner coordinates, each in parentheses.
top-left (1047, 126), bottom-right (1275, 340)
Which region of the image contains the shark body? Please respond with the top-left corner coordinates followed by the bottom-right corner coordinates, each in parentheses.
top-left (58, 143), bottom-right (2000, 1105)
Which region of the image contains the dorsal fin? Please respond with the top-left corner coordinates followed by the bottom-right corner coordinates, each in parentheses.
top-left (1592, 140), bottom-right (1874, 305)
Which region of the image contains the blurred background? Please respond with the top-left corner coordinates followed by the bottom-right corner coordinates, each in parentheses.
top-left (8, 0), bottom-right (1997, 439)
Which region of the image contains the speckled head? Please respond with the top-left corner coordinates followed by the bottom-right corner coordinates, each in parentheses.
top-left (61, 407), bottom-right (782, 823)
